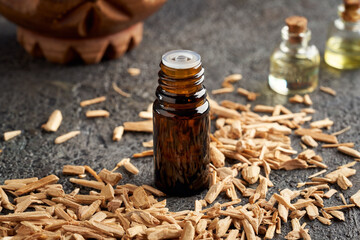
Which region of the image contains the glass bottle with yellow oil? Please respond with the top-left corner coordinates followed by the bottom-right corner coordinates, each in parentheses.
top-left (268, 16), bottom-right (320, 95)
top-left (324, 0), bottom-right (360, 69)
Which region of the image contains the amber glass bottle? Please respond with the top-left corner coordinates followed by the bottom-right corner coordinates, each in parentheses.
top-left (153, 50), bottom-right (210, 196)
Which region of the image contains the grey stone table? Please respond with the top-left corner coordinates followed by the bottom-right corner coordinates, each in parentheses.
top-left (0, 0), bottom-right (359, 239)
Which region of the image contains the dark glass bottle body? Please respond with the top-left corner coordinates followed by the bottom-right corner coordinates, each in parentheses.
top-left (153, 57), bottom-right (210, 196)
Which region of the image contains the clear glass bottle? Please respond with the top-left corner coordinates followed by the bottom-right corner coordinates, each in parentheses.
top-left (153, 50), bottom-right (210, 196)
top-left (268, 16), bottom-right (320, 95)
top-left (324, 0), bottom-right (360, 69)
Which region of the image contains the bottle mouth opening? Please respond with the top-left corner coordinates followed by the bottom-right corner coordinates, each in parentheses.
top-left (162, 50), bottom-right (201, 69)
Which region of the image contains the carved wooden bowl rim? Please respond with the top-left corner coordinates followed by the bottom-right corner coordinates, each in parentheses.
top-left (0, 0), bottom-right (167, 38)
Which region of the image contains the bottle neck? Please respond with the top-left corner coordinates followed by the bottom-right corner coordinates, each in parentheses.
top-left (156, 63), bottom-right (207, 109)
top-left (335, 18), bottom-right (360, 32)
top-left (280, 26), bottom-right (311, 54)
top-left (336, 3), bottom-right (360, 32)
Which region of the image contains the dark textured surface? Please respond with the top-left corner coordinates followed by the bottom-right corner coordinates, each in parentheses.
top-left (0, 0), bottom-right (360, 239)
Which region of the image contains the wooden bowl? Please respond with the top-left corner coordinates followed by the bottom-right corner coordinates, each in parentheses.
top-left (0, 0), bottom-right (167, 64)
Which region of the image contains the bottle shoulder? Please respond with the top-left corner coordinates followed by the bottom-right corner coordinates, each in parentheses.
top-left (153, 99), bottom-right (209, 118)
top-left (271, 44), bottom-right (320, 62)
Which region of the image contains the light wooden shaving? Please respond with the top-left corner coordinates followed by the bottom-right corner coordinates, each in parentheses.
top-left (15, 175), bottom-right (59, 196)
top-left (289, 95), bottom-right (303, 103)
top-left (123, 159), bottom-right (139, 175)
top-left (308, 169), bottom-right (327, 179)
top-left (237, 88), bottom-right (259, 101)
top-left (338, 146), bottom-right (360, 158)
top-left (323, 204), bottom-right (355, 211)
top-left (222, 74), bottom-right (242, 88)
top-left (280, 106), bottom-right (292, 114)
top-left (112, 158), bottom-right (130, 172)
top-left (181, 221), bottom-right (195, 239)
top-left (4, 130), bottom-right (22, 141)
top-left (337, 175), bottom-right (353, 190)
top-left (325, 167), bottom-right (356, 183)
top-left (294, 128), bottom-right (338, 144)
top-left (301, 108), bottom-right (316, 114)
top-left (339, 193), bottom-right (347, 205)
top-left (310, 118), bottom-right (334, 129)
top-left (85, 110), bottom-right (110, 118)
top-left (301, 135), bottom-right (318, 148)
top-left (323, 189), bottom-right (337, 199)
top-left (142, 185), bottom-right (166, 197)
top-left (0, 186), bottom-right (15, 210)
top-left (70, 178), bottom-right (105, 190)
top-left (306, 203), bottom-right (319, 220)
top-left (41, 110), bottom-right (63, 132)
top-left (80, 96), bottom-right (106, 107)
top-left (242, 165), bottom-right (260, 184)
top-left (127, 68), bottom-right (141, 76)
top-left (112, 82), bottom-right (131, 97)
top-left (329, 210), bottom-right (345, 221)
top-left (205, 179), bottom-right (226, 204)
top-left (303, 94), bottom-right (313, 106)
top-left (221, 100), bottom-right (250, 112)
top-left (317, 216), bottom-right (331, 225)
top-left (322, 142), bottom-right (354, 148)
top-left (98, 169), bottom-right (122, 186)
top-left (123, 120), bottom-right (153, 133)
top-left (338, 161), bottom-right (357, 169)
top-left (55, 131), bottom-right (80, 144)
top-left (84, 165), bottom-right (103, 183)
top-left (133, 150), bottom-right (153, 158)
top-left (113, 126), bottom-right (124, 141)
top-left (210, 145), bottom-right (225, 168)
top-left (208, 99), bottom-right (242, 119)
top-left (331, 126), bottom-right (351, 136)
top-left (262, 112), bottom-right (306, 122)
top-left (253, 105), bottom-right (275, 113)
top-left (142, 140), bottom-right (153, 148)
top-left (0, 212), bottom-right (51, 221)
top-left (272, 105), bottom-right (282, 116)
top-left (350, 190), bottom-right (360, 207)
top-left (139, 111), bottom-right (153, 119)
top-left (63, 165), bottom-right (85, 175)
top-left (79, 200), bottom-right (102, 220)
top-left (320, 86), bottom-right (336, 96)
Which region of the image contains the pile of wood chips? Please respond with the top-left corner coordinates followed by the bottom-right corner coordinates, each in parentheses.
top-left (1, 76), bottom-right (360, 240)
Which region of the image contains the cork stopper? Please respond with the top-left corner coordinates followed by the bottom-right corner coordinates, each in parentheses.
top-left (342, 0), bottom-right (360, 22)
top-left (285, 16), bottom-right (308, 34)
top-left (344, 0), bottom-right (360, 11)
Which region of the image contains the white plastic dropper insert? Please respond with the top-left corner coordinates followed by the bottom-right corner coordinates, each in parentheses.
top-left (162, 50), bottom-right (201, 69)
